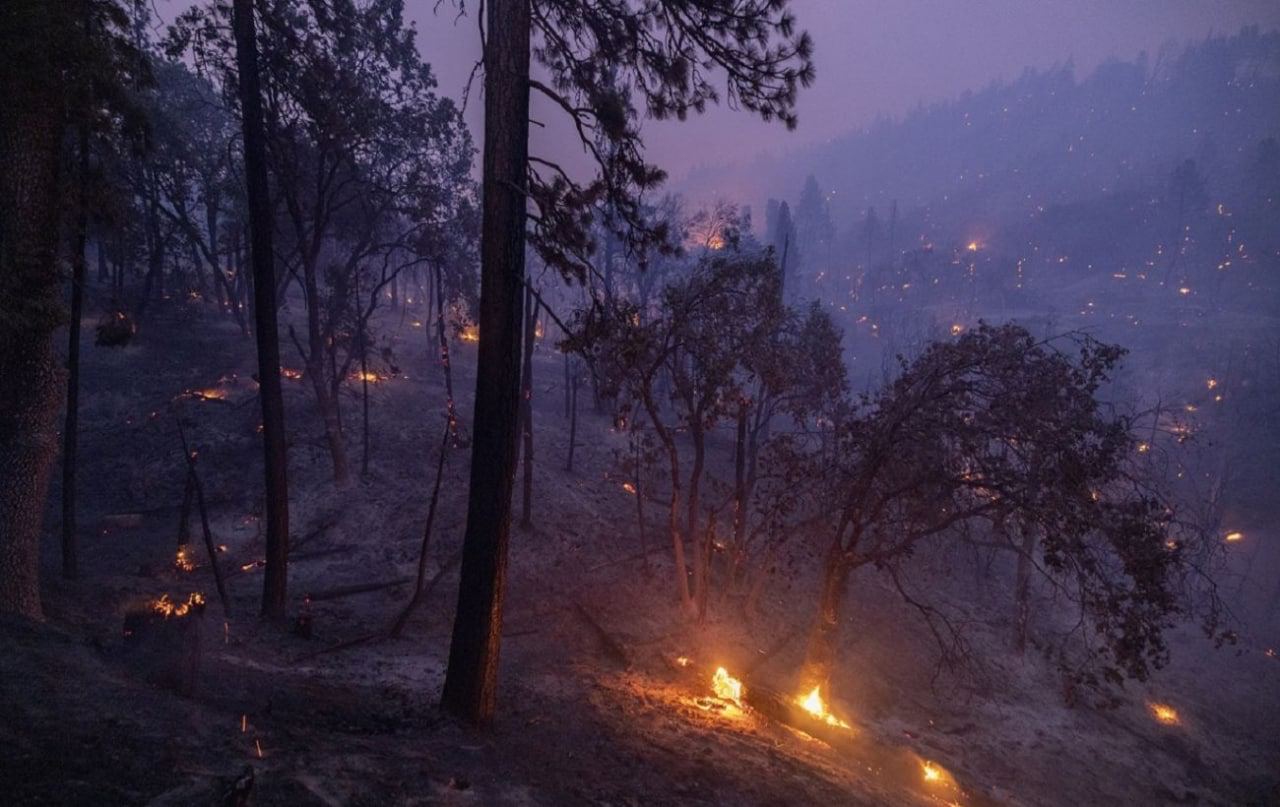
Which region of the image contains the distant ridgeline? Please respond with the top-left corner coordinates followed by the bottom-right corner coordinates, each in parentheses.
top-left (682, 27), bottom-right (1280, 522)
top-left (688, 27), bottom-right (1279, 274)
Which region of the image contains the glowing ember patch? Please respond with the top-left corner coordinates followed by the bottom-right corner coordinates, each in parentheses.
top-left (1149, 703), bottom-right (1180, 724)
top-left (1224, 531), bottom-right (1244, 543)
top-left (966, 241), bottom-right (979, 252)
top-left (622, 482), bottom-right (637, 495)
top-left (922, 761), bottom-right (942, 783)
top-left (459, 325), bottom-right (480, 342)
top-left (1136, 442), bottom-right (1150, 453)
top-left (174, 546), bottom-right (195, 572)
top-left (796, 686), bottom-right (851, 729)
top-left (1206, 378), bottom-right (1218, 390)
top-left (712, 667), bottom-right (743, 705)
top-left (1178, 286), bottom-right (1191, 295)
top-left (950, 324), bottom-right (964, 336)
top-left (281, 367), bottom-right (303, 380)
top-left (675, 656), bottom-right (691, 667)
top-left (152, 592), bottom-right (205, 618)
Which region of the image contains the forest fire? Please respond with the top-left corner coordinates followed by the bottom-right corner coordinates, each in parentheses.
top-left (796, 686), bottom-right (851, 729)
top-left (4, 2), bottom-right (1277, 804)
top-left (712, 667), bottom-right (744, 705)
top-left (922, 761), bottom-right (943, 783)
top-left (1149, 703), bottom-right (1181, 725)
top-left (150, 592), bottom-right (205, 618)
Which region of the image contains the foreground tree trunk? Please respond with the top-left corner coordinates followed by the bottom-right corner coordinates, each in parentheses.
top-left (61, 122), bottom-right (91, 580)
top-left (233, 0), bottom-right (291, 621)
top-left (0, 3), bottom-right (67, 619)
top-left (519, 284), bottom-right (535, 528)
top-left (440, 0), bottom-right (530, 724)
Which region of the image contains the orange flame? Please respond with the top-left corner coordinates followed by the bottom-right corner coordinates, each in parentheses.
top-left (796, 685), bottom-right (850, 728)
top-left (1149, 702), bottom-right (1180, 725)
top-left (152, 592), bottom-right (205, 618)
top-left (712, 667), bottom-right (743, 705)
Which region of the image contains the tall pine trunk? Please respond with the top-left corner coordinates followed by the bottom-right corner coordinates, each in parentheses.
top-left (233, 0), bottom-right (291, 621)
top-left (440, 0), bottom-right (530, 724)
top-left (0, 3), bottom-right (67, 619)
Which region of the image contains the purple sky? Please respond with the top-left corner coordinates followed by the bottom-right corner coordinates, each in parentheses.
top-left (411, 0), bottom-right (1280, 182)
top-left (162, 1), bottom-right (1280, 181)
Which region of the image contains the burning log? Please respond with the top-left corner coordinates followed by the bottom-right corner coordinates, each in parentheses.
top-left (122, 593), bottom-right (206, 696)
top-left (672, 657), bottom-right (858, 750)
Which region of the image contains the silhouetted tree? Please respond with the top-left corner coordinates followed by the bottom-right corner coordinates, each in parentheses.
top-left (441, 0), bottom-right (813, 723)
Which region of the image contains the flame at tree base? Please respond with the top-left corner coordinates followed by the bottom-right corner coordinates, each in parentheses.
top-left (796, 685), bottom-right (851, 729)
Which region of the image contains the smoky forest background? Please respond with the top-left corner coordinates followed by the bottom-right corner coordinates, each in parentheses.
top-left (1, 1), bottom-right (1278, 805)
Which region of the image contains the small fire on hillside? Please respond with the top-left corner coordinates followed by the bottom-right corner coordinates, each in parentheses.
top-left (1149, 702), bottom-right (1180, 725)
top-left (151, 592), bottom-right (205, 618)
top-left (796, 685), bottom-right (851, 729)
top-left (174, 546), bottom-right (195, 572)
top-left (712, 667), bottom-right (743, 705)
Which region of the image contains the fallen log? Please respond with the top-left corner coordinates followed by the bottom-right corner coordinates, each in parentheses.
top-left (177, 421), bottom-right (231, 617)
top-left (304, 577), bottom-right (412, 603)
top-left (571, 601), bottom-right (632, 668)
top-left (289, 544), bottom-right (355, 562)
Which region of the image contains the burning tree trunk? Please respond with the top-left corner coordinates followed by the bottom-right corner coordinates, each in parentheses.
top-left (519, 283), bottom-right (536, 528)
top-left (61, 120), bottom-right (91, 581)
top-left (440, 0), bottom-right (530, 725)
top-left (232, 0), bottom-right (291, 621)
top-left (0, 4), bottom-right (67, 619)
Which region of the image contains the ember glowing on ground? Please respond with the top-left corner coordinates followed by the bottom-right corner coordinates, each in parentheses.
top-left (1149, 702), bottom-right (1180, 724)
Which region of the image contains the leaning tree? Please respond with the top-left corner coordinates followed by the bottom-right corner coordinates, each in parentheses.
top-left (799, 323), bottom-right (1229, 699)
